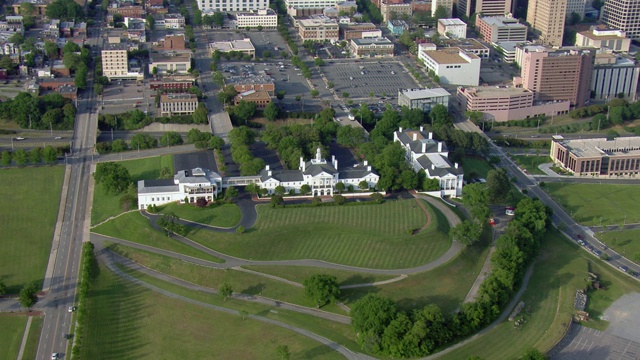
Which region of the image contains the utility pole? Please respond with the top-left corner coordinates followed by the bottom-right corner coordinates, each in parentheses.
top-left (50, 122), bottom-right (53, 136)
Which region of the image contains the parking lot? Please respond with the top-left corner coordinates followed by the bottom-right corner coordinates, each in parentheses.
top-left (321, 60), bottom-right (418, 99)
top-left (100, 81), bottom-right (153, 115)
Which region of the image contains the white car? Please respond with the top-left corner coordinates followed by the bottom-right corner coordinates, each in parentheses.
top-left (54, 136), bottom-right (63, 140)
top-left (68, 306), bottom-right (76, 312)
top-left (15, 137), bottom-right (25, 141)
top-left (52, 353), bottom-right (59, 359)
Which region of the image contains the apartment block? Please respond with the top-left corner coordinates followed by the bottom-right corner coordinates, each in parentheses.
top-left (526, 0), bottom-right (567, 46)
top-left (418, 46), bottom-right (481, 86)
top-left (197, 0), bottom-right (268, 13)
top-left (432, 0), bottom-right (453, 17)
top-left (160, 94), bottom-right (198, 116)
top-left (298, 18), bottom-right (339, 41)
top-left (520, 47), bottom-right (594, 107)
top-left (437, 18), bottom-right (467, 39)
top-left (101, 44), bottom-right (129, 81)
top-left (575, 26), bottom-right (631, 53)
top-left (601, 0), bottom-right (640, 41)
top-left (476, 15), bottom-right (527, 43)
top-left (235, 9), bottom-right (278, 29)
top-left (456, 86), bottom-right (570, 121)
top-left (380, 2), bottom-right (412, 23)
top-left (550, 137), bottom-right (640, 177)
top-left (591, 53), bottom-right (640, 102)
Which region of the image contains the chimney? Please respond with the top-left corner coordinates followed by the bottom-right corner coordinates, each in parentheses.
top-left (455, 162), bottom-right (458, 169)
top-left (266, 164), bottom-right (270, 171)
top-left (420, 126), bottom-right (424, 132)
top-left (367, 165), bottom-right (371, 171)
top-left (334, 159), bottom-right (338, 170)
top-left (399, 127), bottom-right (403, 133)
top-left (300, 156), bottom-right (305, 172)
top-left (364, 160), bottom-right (368, 166)
top-left (268, 170), bottom-right (272, 176)
top-left (413, 133), bottom-right (417, 141)
top-left (431, 164), bottom-right (435, 170)
top-left (429, 132), bottom-right (433, 139)
top-left (422, 142), bottom-right (426, 153)
top-left (438, 142), bottom-right (442, 152)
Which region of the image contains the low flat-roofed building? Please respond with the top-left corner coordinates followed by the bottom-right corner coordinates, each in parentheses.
top-left (337, 1), bottom-right (357, 12)
top-left (349, 37), bottom-right (394, 58)
top-left (298, 17), bottom-right (339, 41)
top-left (494, 41), bottom-right (529, 63)
top-left (208, 38), bottom-right (256, 59)
top-left (398, 88), bottom-right (451, 111)
top-left (442, 38), bottom-right (490, 58)
top-left (234, 89), bottom-right (272, 109)
top-left (419, 47), bottom-right (481, 86)
top-left (591, 53), bottom-right (640, 101)
top-left (341, 22), bottom-right (378, 40)
top-left (57, 84), bottom-right (78, 100)
top-left (149, 52), bottom-right (191, 75)
top-left (476, 15), bottom-right (527, 43)
top-left (550, 136), bottom-right (640, 177)
top-left (37, 77), bottom-right (75, 90)
top-left (456, 86), bottom-right (571, 122)
top-left (160, 93), bottom-right (198, 115)
top-left (227, 75), bottom-right (275, 96)
top-left (575, 26), bottom-right (631, 52)
top-left (163, 14), bottom-right (186, 29)
top-left (387, 19), bottom-right (409, 36)
top-left (149, 75), bottom-right (196, 91)
top-left (437, 18), bottom-right (467, 39)
top-left (235, 9), bottom-right (278, 29)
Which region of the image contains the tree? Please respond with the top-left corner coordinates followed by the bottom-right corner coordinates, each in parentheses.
top-left (230, 101), bottom-right (257, 125)
top-left (19, 282), bottom-right (38, 310)
top-left (208, 136), bottom-right (225, 150)
top-left (300, 184), bottom-right (311, 195)
top-left (486, 169), bottom-right (510, 203)
top-left (1, 150), bottom-right (12, 166)
top-left (274, 185), bottom-right (286, 196)
top-left (111, 139), bottom-right (127, 153)
top-left (159, 131), bottom-right (184, 147)
top-left (276, 345), bottom-right (290, 360)
top-left (263, 102), bottom-right (279, 121)
top-left (224, 186), bottom-right (239, 200)
top-left (192, 103), bottom-right (209, 124)
top-left (270, 194), bottom-right (284, 207)
top-left (0, 278), bottom-right (6, 295)
top-left (337, 126), bottom-right (366, 149)
top-left (94, 162), bottom-right (132, 193)
top-left (130, 133), bottom-right (157, 150)
top-left (335, 182), bottom-right (345, 193)
top-left (276, 90), bottom-right (286, 101)
top-left (44, 41), bottom-right (59, 59)
top-left (310, 89), bottom-right (320, 98)
top-left (351, 294), bottom-right (397, 351)
top-left (93, 83), bottom-right (104, 96)
top-left (519, 348), bottom-right (547, 360)
top-left (146, 14), bottom-right (155, 29)
top-left (159, 166), bottom-right (173, 179)
top-left (433, 5), bottom-right (448, 20)
top-left (8, 33), bottom-right (25, 45)
top-left (450, 220), bottom-right (483, 246)
top-left (46, 0), bottom-right (84, 20)
top-left (13, 149), bottom-right (28, 166)
top-left (29, 147), bottom-right (42, 164)
top-left (304, 274), bottom-right (340, 307)
top-left (219, 281), bottom-right (233, 300)
top-left (43, 146), bottom-right (58, 164)
top-left (342, 92), bottom-right (350, 98)
top-left (462, 183), bottom-right (491, 222)
top-left (314, 57), bottom-right (325, 66)
top-left (217, 85), bottom-right (238, 105)
top-left (327, 81), bottom-right (334, 89)
top-left (359, 180), bottom-right (369, 190)
top-left (74, 63), bottom-right (88, 89)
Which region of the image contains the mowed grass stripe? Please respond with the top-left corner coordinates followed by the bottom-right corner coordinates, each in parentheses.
top-left (120, 199), bottom-right (452, 269)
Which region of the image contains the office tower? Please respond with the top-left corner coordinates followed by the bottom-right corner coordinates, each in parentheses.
top-left (601, 0), bottom-right (640, 41)
top-left (526, 0), bottom-right (567, 46)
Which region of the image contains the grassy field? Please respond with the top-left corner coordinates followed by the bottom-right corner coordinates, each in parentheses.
top-left (91, 155), bottom-right (174, 225)
top-left (158, 202), bottom-right (241, 228)
top-left (242, 265), bottom-right (396, 286)
top-left (0, 166), bottom-right (65, 292)
top-left (544, 183), bottom-right (640, 226)
top-left (80, 264), bottom-right (345, 360)
top-left (511, 155), bottom-right (550, 175)
top-left (22, 316), bottom-right (43, 360)
top-left (438, 230), bottom-right (640, 359)
top-left (108, 243), bottom-right (346, 314)
top-left (0, 316), bottom-right (27, 360)
top-left (185, 199), bottom-right (452, 269)
top-left (597, 229), bottom-right (640, 266)
top-left (92, 212), bottom-right (223, 263)
top-left (341, 227), bottom-right (491, 313)
top-left (462, 156), bottom-right (493, 179)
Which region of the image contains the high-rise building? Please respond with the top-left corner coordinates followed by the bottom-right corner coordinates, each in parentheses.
top-left (526, 0), bottom-right (567, 46)
top-left (520, 47), bottom-right (595, 106)
top-left (101, 44), bottom-right (129, 81)
top-left (457, 0), bottom-right (512, 18)
top-left (601, 0), bottom-right (640, 41)
top-left (432, 0), bottom-right (454, 17)
top-left (566, 0), bottom-right (586, 19)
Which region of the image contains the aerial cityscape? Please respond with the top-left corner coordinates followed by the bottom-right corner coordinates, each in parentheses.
top-left (1, 0), bottom-right (640, 358)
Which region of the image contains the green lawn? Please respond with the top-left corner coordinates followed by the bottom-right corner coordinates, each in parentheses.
top-left (341, 226), bottom-right (491, 313)
top-left (80, 264), bottom-right (345, 360)
top-left (158, 202), bottom-right (241, 228)
top-left (598, 229), bottom-right (640, 266)
top-left (544, 183), bottom-right (640, 226)
top-left (0, 316), bottom-right (28, 360)
top-left (185, 199), bottom-right (452, 269)
top-left (511, 155), bottom-right (550, 175)
top-left (0, 166), bottom-right (65, 292)
top-left (242, 265), bottom-right (396, 286)
top-left (91, 155), bottom-right (174, 225)
top-left (108, 243), bottom-right (346, 314)
top-left (22, 316), bottom-right (43, 360)
top-left (461, 156), bottom-right (493, 179)
top-left (438, 230), bottom-right (640, 359)
top-left (92, 212), bottom-right (223, 263)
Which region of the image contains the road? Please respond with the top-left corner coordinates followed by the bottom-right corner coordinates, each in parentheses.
top-left (35, 12), bottom-right (103, 360)
top-left (454, 116), bottom-right (640, 279)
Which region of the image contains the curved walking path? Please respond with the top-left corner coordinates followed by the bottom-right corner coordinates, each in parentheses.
top-left (96, 248), bottom-right (373, 360)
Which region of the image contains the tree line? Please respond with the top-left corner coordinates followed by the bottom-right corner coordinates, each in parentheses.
top-left (228, 126), bottom-right (265, 176)
top-left (1, 146), bottom-right (66, 167)
top-left (350, 198), bottom-right (551, 358)
top-left (0, 92), bottom-right (76, 130)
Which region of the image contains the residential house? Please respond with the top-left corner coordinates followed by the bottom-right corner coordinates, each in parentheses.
top-left (137, 168), bottom-right (223, 209)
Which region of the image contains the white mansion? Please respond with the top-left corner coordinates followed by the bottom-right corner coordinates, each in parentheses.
top-left (137, 168), bottom-right (223, 209)
top-left (137, 149), bottom-right (379, 208)
top-left (260, 148), bottom-right (379, 196)
top-left (394, 127), bottom-right (464, 197)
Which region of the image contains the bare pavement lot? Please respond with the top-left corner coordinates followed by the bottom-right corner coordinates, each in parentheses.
top-left (551, 293), bottom-right (640, 360)
top-left (322, 60), bottom-right (418, 99)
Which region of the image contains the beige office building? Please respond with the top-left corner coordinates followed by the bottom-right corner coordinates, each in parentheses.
top-left (458, 0), bottom-right (512, 18)
top-left (575, 26), bottom-right (631, 52)
top-left (298, 18), bottom-right (339, 41)
top-left (102, 44), bottom-right (128, 81)
top-left (160, 94), bottom-right (198, 116)
top-left (550, 137), bottom-right (640, 177)
top-left (526, 0), bottom-right (567, 46)
top-left (476, 15), bottom-right (527, 43)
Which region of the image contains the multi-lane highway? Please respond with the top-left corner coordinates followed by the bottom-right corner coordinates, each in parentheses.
top-left (34, 20), bottom-right (102, 360)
